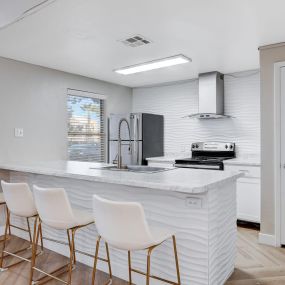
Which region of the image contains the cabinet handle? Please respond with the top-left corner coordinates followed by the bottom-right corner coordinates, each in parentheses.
top-left (239, 169), bottom-right (250, 173)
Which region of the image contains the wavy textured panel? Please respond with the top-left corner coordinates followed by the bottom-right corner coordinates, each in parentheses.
top-left (9, 171), bottom-right (236, 285)
top-left (133, 70), bottom-right (260, 157)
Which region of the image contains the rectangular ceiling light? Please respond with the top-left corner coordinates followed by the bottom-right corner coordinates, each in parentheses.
top-left (115, 54), bottom-right (191, 75)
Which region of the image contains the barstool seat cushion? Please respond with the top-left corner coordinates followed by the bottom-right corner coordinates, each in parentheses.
top-left (72, 208), bottom-right (93, 227)
top-left (0, 192), bottom-right (5, 204)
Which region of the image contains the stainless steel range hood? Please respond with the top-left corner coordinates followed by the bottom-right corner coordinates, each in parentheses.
top-left (186, 71), bottom-right (231, 119)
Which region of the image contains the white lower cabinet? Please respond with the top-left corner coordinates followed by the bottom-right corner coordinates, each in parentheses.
top-left (236, 178), bottom-right (260, 222)
top-left (224, 165), bottom-right (261, 223)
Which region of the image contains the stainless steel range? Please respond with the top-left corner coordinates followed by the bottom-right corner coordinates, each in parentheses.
top-left (175, 142), bottom-right (235, 170)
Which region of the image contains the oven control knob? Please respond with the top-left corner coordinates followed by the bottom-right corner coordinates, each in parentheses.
top-left (196, 144), bottom-right (199, 148)
top-left (225, 145), bottom-right (228, 149)
top-left (230, 145), bottom-right (233, 149)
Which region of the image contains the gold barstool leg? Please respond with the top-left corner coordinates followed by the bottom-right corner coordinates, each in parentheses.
top-left (67, 229), bottom-right (75, 285)
top-left (29, 216), bottom-right (39, 285)
top-left (92, 236), bottom-right (101, 285)
top-left (105, 242), bottom-right (112, 279)
top-left (0, 204), bottom-right (10, 242)
top-left (6, 206), bottom-right (11, 236)
top-left (128, 251), bottom-right (132, 285)
top-left (39, 223), bottom-right (44, 251)
top-left (26, 217), bottom-right (33, 244)
top-left (91, 237), bottom-right (112, 285)
top-left (146, 246), bottom-right (155, 285)
top-left (172, 235), bottom-right (181, 285)
top-left (0, 208), bottom-right (10, 269)
top-left (72, 229), bottom-right (76, 265)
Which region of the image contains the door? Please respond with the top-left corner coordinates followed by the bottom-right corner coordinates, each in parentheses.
top-left (280, 66), bottom-right (285, 244)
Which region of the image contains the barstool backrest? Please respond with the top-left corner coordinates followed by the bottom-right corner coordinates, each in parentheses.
top-left (93, 195), bottom-right (153, 250)
top-left (33, 186), bottom-right (76, 230)
top-left (1, 181), bottom-right (37, 217)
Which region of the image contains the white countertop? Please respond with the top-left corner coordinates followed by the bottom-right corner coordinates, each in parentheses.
top-left (0, 160), bottom-right (243, 194)
top-left (223, 157), bottom-right (260, 167)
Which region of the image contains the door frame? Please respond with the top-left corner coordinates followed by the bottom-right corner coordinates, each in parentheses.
top-left (274, 61), bottom-right (285, 247)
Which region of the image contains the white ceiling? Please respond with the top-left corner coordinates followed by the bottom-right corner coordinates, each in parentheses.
top-left (0, 0), bottom-right (284, 87)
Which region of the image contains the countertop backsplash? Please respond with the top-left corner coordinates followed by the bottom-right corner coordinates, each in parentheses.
top-left (133, 70), bottom-right (260, 158)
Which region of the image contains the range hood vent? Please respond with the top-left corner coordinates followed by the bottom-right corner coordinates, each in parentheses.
top-left (186, 71), bottom-right (231, 119)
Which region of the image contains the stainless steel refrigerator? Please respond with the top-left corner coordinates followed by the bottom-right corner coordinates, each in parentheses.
top-left (108, 113), bottom-right (164, 165)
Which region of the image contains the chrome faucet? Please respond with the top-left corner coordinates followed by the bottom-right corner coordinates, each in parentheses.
top-left (117, 118), bottom-right (132, 169)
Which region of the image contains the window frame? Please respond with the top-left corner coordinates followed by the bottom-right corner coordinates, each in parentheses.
top-left (66, 88), bottom-right (107, 162)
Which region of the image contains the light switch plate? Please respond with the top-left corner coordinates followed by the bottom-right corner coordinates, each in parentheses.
top-left (14, 128), bottom-right (24, 137)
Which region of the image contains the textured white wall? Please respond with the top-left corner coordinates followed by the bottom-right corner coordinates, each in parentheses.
top-left (133, 70), bottom-right (260, 156)
top-left (0, 57), bottom-right (132, 162)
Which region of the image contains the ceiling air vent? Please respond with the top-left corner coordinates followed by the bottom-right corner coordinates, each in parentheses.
top-left (120, 35), bottom-right (152, 47)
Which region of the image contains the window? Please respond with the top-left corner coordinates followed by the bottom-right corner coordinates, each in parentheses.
top-left (67, 89), bottom-right (105, 162)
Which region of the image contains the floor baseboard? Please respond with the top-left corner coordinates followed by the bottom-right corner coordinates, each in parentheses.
top-left (237, 220), bottom-right (260, 230)
top-left (259, 232), bottom-right (277, 247)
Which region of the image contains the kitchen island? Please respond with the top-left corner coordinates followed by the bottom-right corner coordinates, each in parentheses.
top-left (0, 161), bottom-right (242, 285)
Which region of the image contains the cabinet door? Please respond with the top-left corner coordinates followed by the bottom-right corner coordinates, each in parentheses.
top-left (237, 178), bottom-right (260, 223)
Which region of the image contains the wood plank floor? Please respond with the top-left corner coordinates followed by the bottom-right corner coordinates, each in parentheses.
top-left (227, 227), bottom-right (285, 285)
top-left (1, 227), bottom-right (285, 284)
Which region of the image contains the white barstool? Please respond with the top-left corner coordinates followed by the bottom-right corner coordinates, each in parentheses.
top-left (92, 195), bottom-right (181, 285)
top-left (31, 186), bottom-right (112, 285)
top-left (0, 181), bottom-right (43, 270)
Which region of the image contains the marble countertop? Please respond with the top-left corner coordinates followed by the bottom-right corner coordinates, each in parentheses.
top-left (0, 160), bottom-right (243, 194)
top-left (223, 157), bottom-right (260, 167)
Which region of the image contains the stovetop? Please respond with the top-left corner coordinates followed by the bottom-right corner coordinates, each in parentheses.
top-left (177, 156), bottom-right (233, 163)
top-left (174, 142), bottom-right (236, 170)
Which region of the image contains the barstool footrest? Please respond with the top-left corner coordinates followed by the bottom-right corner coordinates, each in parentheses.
top-left (32, 263), bottom-right (72, 285)
top-left (0, 248), bottom-right (43, 271)
top-left (131, 268), bottom-right (179, 285)
top-left (2, 244), bottom-right (32, 258)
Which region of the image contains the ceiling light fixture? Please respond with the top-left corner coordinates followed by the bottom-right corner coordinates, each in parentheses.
top-left (114, 54), bottom-right (191, 75)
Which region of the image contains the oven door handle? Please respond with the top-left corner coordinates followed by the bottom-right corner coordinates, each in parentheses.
top-left (174, 164), bottom-right (222, 170)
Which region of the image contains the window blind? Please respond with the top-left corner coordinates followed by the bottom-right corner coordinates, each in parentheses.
top-left (67, 89), bottom-right (106, 162)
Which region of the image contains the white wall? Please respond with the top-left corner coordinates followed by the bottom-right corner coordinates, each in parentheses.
top-left (133, 70), bottom-right (260, 157)
top-left (0, 57), bottom-right (132, 162)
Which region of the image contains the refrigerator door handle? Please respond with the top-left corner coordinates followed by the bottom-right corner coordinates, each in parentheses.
top-left (136, 117), bottom-right (140, 164)
top-left (132, 113), bottom-right (136, 141)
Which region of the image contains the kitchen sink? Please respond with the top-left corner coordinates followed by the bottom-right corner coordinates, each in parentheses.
top-left (90, 165), bottom-right (173, 173)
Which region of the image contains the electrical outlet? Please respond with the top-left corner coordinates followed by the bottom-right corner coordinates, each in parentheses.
top-left (185, 197), bottom-right (202, 209)
top-left (14, 128), bottom-right (24, 137)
